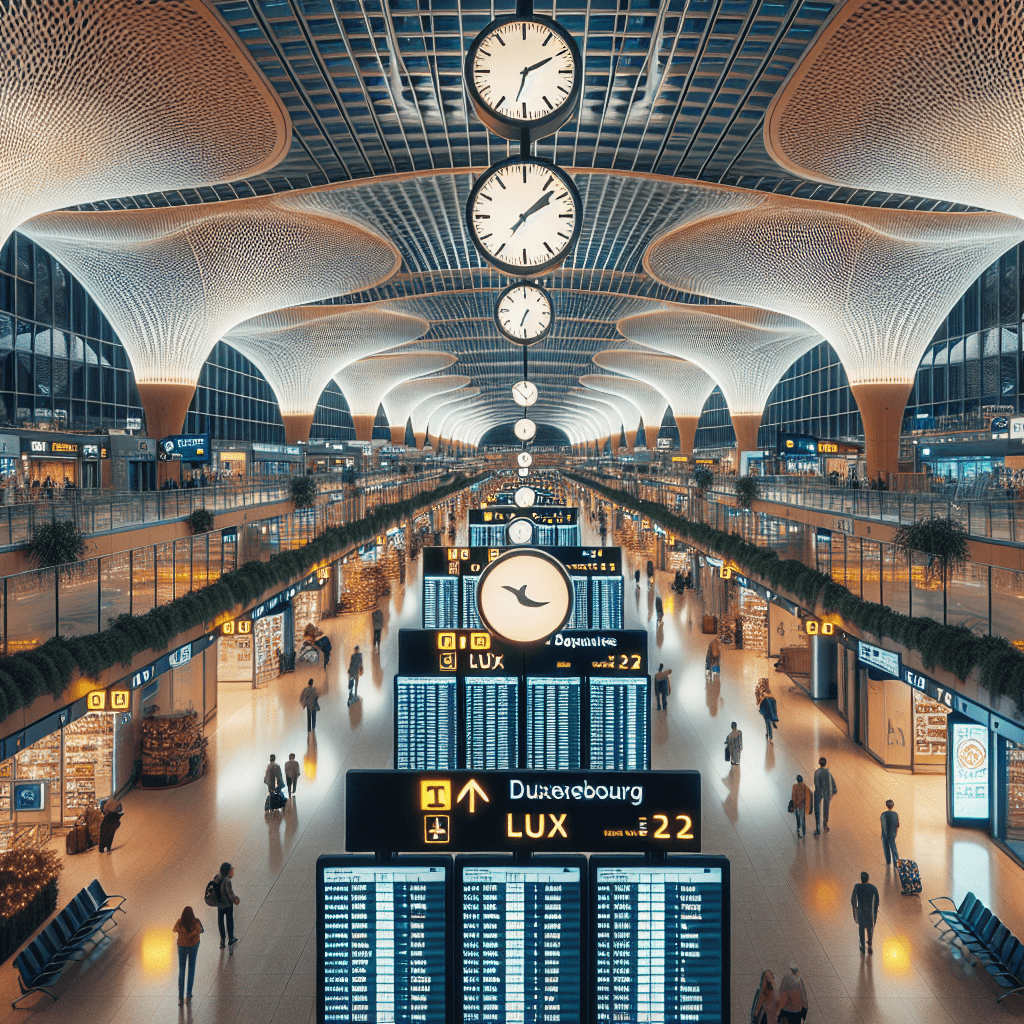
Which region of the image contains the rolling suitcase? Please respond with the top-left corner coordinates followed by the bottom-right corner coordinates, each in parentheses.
top-left (65, 822), bottom-right (90, 855)
top-left (265, 788), bottom-right (287, 812)
top-left (896, 858), bottom-right (922, 895)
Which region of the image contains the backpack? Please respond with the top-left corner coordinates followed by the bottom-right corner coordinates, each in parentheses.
top-left (204, 878), bottom-right (221, 908)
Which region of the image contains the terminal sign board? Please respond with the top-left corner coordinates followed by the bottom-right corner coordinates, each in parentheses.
top-left (158, 433), bottom-right (211, 463)
top-left (346, 770), bottom-right (701, 853)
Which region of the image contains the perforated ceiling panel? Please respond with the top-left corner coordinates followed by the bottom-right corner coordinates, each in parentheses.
top-left (411, 385), bottom-right (476, 439)
top-left (764, 0), bottom-right (1024, 217)
top-left (334, 352), bottom-right (457, 421)
top-left (380, 375), bottom-right (471, 435)
top-left (0, 0), bottom-right (289, 247)
top-left (579, 375), bottom-right (668, 435)
top-left (591, 349), bottom-right (718, 420)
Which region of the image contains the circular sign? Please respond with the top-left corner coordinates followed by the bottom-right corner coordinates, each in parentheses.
top-left (514, 485), bottom-right (536, 508)
top-left (514, 417), bottom-right (537, 441)
top-left (512, 380), bottom-right (538, 408)
top-left (518, 467), bottom-right (529, 477)
top-left (517, 451), bottom-right (533, 467)
top-left (476, 548), bottom-right (574, 644)
top-left (506, 517), bottom-right (535, 546)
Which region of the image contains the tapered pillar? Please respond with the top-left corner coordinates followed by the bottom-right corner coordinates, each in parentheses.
top-left (674, 415), bottom-right (699, 458)
top-left (730, 413), bottom-right (763, 462)
top-left (414, 430), bottom-right (427, 450)
top-left (850, 381), bottom-right (913, 481)
top-left (282, 413), bottom-right (315, 446)
top-left (623, 429), bottom-right (637, 454)
top-left (390, 424), bottom-right (406, 445)
top-left (352, 414), bottom-right (376, 443)
top-left (598, 436), bottom-right (610, 457)
top-left (138, 382), bottom-right (196, 485)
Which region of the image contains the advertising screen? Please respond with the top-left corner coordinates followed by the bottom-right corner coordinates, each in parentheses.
top-left (457, 857), bottom-right (585, 1024)
top-left (948, 718), bottom-right (990, 822)
top-left (590, 857), bottom-right (729, 1024)
top-left (317, 856), bottom-right (451, 1024)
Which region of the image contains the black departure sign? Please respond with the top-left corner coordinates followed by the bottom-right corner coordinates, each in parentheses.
top-left (346, 770), bottom-right (701, 854)
top-left (469, 507), bottom-right (578, 526)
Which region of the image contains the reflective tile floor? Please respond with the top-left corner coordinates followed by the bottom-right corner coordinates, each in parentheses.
top-left (1, 505), bottom-right (1023, 1023)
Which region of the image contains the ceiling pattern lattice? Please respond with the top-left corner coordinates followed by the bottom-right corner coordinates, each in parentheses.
top-left (333, 352), bottom-right (457, 419)
top-left (580, 374), bottom-right (668, 433)
top-left (591, 348), bottom-right (718, 419)
top-left (382, 375), bottom-right (472, 436)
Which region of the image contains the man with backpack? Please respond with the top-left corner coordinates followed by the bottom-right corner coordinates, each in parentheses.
top-left (206, 863), bottom-right (239, 948)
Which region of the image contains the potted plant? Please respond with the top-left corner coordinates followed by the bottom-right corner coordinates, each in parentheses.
top-left (893, 515), bottom-right (969, 622)
top-left (735, 476), bottom-right (759, 509)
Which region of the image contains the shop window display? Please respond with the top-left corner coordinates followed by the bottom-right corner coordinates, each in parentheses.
top-left (913, 693), bottom-right (948, 771)
top-left (1006, 742), bottom-right (1024, 855)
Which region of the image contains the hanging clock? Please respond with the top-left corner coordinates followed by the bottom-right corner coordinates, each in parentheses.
top-left (518, 467), bottom-right (530, 477)
top-left (517, 451), bottom-right (533, 467)
top-left (467, 157), bottom-right (582, 277)
top-left (514, 417), bottom-right (537, 442)
top-left (476, 548), bottom-right (574, 644)
top-left (465, 14), bottom-right (582, 142)
top-left (514, 485), bottom-right (536, 507)
top-left (506, 517), bottom-right (535, 546)
top-left (512, 380), bottom-right (538, 407)
top-left (495, 281), bottom-right (553, 345)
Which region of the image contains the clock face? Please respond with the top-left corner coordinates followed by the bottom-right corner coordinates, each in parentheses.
top-left (506, 517), bottom-right (534, 546)
top-left (496, 283), bottom-right (553, 345)
top-left (466, 158), bottom-right (582, 277)
top-left (514, 485), bottom-right (536, 508)
top-left (476, 548), bottom-right (574, 644)
top-left (514, 417), bottom-right (537, 441)
top-left (512, 380), bottom-right (538, 407)
top-left (518, 467), bottom-right (530, 477)
top-left (517, 451), bottom-right (533, 467)
top-left (465, 15), bottom-right (581, 141)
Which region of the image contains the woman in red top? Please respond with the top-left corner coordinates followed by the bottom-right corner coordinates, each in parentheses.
top-left (172, 906), bottom-right (204, 1005)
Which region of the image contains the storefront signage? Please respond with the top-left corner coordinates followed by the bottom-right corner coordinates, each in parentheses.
top-left (693, 458), bottom-right (719, 466)
top-left (949, 720), bottom-right (990, 821)
top-left (158, 433), bottom-right (211, 462)
top-left (778, 432), bottom-right (818, 456)
top-left (1012, 417), bottom-right (1024, 438)
top-left (346, 770), bottom-right (702, 853)
top-left (25, 439), bottom-right (82, 456)
top-left (857, 641), bottom-right (901, 678)
top-left (656, 437), bottom-right (671, 450)
top-left (252, 443), bottom-right (301, 455)
top-left (81, 444), bottom-right (108, 459)
top-left (124, 633), bottom-right (216, 690)
top-left (86, 688), bottom-right (130, 711)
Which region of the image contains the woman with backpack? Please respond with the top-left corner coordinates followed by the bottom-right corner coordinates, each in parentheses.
top-left (172, 906), bottom-right (204, 1004)
top-left (208, 863), bottom-right (239, 948)
top-left (750, 969), bottom-right (775, 1024)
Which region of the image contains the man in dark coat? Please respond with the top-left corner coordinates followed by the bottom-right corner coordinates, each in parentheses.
top-left (851, 871), bottom-right (879, 954)
top-left (98, 800), bottom-right (122, 853)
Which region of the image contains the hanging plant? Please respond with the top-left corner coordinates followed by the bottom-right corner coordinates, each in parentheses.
top-left (893, 515), bottom-right (969, 622)
top-left (290, 475), bottom-right (318, 509)
top-left (693, 467), bottom-right (713, 495)
top-left (27, 520), bottom-right (86, 572)
top-left (735, 477), bottom-right (759, 509)
top-left (188, 509), bottom-right (214, 535)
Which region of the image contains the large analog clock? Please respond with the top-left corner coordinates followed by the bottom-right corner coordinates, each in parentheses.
top-left (517, 451), bottom-right (533, 467)
top-left (495, 281), bottom-right (553, 345)
top-left (506, 517), bottom-right (534, 546)
top-left (512, 380), bottom-right (538, 407)
top-left (514, 417), bottom-right (537, 442)
top-left (465, 15), bottom-right (582, 141)
top-left (476, 548), bottom-right (574, 644)
top-left (467, 157), bottom-right (582, 277)
top-left (514, 485), bottom-right (536, 508)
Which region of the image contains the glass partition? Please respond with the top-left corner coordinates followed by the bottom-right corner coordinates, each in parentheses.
top-left (58, 560), bottom-right (98, 637)
top-left (7, 568), bottom-right (55, 653)
top-left (882, 544), bottom-right (910, 618)
top-left (132, 545), bottom-right (155, 616)
top-left (100, 551), bottom-right (131, 629)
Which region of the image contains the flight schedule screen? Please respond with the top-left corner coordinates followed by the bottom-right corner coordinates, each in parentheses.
top-left (526, 677), bottom-right (582, 770)
top-left (395, 677), bottom-right (457, 769)
top-left (465, 676), bottom-right (519, 769)
top-left (592, 861), bottom-right (727, 1024)
top-left (589, 677), bottom-right (650, 770)
top-left (319, 859), bottom-right (449, 1024)
top-left (459, 859), bottom-right (584, 1024)
top-left (423, 576), bottom-right (459, 629)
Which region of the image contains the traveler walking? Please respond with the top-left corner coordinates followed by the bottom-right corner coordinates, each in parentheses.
top-left (653, 663), bottom-right (672, 711)
top-left (881, 799), bottom-right (900, 866)
top-left (725, 722), bottom-right (742, 766)
top-left (757, 680), bottom-right (778, 741)
top-left (790, 775), bottom-right (812, 838)
top-left (813, 756), bottom-right (837, 836)
top-left (634, 568), bottom-right (641, 591)
top-left (315, 634), bottom-right (332, 668)
top-left (98, 799), bottom-right (122, 853)
top-left (214, 862), bottom-right (240, 948)
top-left (172, 906), bottom-right (203, 1004)
top-left (655, 595), bottom-right (664, 623)
top-left (851, 871), bottom-right (879, 954)
top-left (348, 646), bottom-right (364, 705)
top-left (372, 607), bottom-right (384, 649)
top-left (749, 969), bottom-right (775, 1024)
top-left (775, 962), bottom-right (808, 1024)
top-left (285, 753), bottom-right (300, 796)
top-left (300, 679), bottom-right (319, 732)
top-left (264, 754), bottom-right (283, 795)
top-left (706, 638), bottom-right (721, 680)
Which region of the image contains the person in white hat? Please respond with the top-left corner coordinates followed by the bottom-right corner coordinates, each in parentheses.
top-left (775, 961), bottom-right (807, 1023)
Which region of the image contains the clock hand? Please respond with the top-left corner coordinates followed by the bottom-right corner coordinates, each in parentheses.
top-left (514, 56), bottom-right (554, 100)
top-left (509, 191), bottom-right (552, 235)
top-left (519, 309), bottom-right (530, 327)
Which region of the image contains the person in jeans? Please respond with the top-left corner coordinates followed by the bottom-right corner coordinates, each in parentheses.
top-left (851, 871), bottom-right (879, 954)
top-left (214, 862), bottom-right (240, 948)
top-left (791, 774), bottom-right (812, 838)
top-left (813, 756), bottom-right (837, 835)
top-left (285, 753), bottom-right (300, 796)
top-left (372, 607), bottom-right (384, 650)
top-left (347, 646), bottom-right (363, 705)
top-left (172, 906), bottom-right (203, 1004)
top-left (653, 664), bottom-right (671, 711)
top-left (300, 679), bottom-right (319, 732)
top-left (881, 799), bottom-right (900, 865)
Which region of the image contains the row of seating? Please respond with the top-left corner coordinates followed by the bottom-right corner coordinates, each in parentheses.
top-left (12, 879), bottom-right (126, 1009)
top-left (929, 890), bottom-right (1024, 1003)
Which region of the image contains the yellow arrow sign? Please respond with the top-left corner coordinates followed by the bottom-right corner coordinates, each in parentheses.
top-left (456, 779), bottom-right (490, 814)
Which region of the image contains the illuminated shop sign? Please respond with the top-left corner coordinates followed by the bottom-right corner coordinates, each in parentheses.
top-left (158, 433), bottom-right (211, 462)
top-left (86, 689), bottom-right (130, 711)
top-left (857, 641), bottom-right (901, 678)
top-left (949, 720), bottom-right (990, 820)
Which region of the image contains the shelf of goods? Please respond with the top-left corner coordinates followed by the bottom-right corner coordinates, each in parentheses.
top-left (293, 590), bottom-right (321, 649)
top-left (63, 714), bottom-right (113, 822)
top-left (738, 588), bottom-right (768, 653)
top-left (913, 693), bottom-right (949, 763)
top-left (1007, 746), bottom-right (1024, 841)
top-left (141, 710), bottom-right (207, 788)
top-left (254, 612), bottom-right (285, 687)
top-left (379, 546), bottom-right (403, 582)
top-left (339, 560), bottom-right (388, 613)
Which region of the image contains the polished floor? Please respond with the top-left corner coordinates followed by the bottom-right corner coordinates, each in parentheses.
top-left (2, 505), bottom-right (1023, 1024)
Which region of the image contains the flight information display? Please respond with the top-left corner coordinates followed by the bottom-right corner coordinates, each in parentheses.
top-left (458, 857), bottom-right (585, 1024)
top-left (423, 576), bottom-right (459, 629)
top-left (395, 677), bottom-right (457, 769)
top-left (465, 677), bottom-right (519, 769)
top-left (462, 577), bottom-right (482, 630)
top-left (568, 577), bottom-right (589, 630)
top-left (591, 577), bottom-right (624, 630)
top-left (526, 677), bottom-right (582, 770)
top-left (589, 677), bottom-right (650, 770)
top-left (591, 858), bottom-right (729, 1024)
top-left (317, 856), bottom-right (451, 1024)
top-left (469, 524), bottom-right (504, 546)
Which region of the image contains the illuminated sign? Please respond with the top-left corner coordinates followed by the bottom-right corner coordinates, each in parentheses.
top-left (86, 689), bottom-right (130, 711)
top-left (158, 433), bottom-right (211, 463)
top-left (857, 641), bottom-right (901, 678)
top-left (949, 720), bottom-right (990, 821)
top-left (804, 620), bottom-right (834, 636)
top-left (656, 437), bottom-right (671, 449)
top-left (346, 770), bottom-right (702, 852)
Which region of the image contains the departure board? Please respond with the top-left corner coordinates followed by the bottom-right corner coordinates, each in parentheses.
top-left (458, 857), bottom-right (585, 1024)
top-left (395, 677), bottom-right (457, 769)
top-left (423, 576), bottom-right (459, 629)
top-left (557, 524), bottom-right (581, 545)
top-left (567, 577), bottom-right (589, 630)
top-left (591, 858), bottom-right (729, 1024)
top-left (465, 677), bottom-right (519, 769)
top-left (462, 577), bottom-right (482, 630)
top-left (469, 524), bottom-right (503, 546)
top-left (526, 677), bottom-right (582, 770)
top-left (317, 856), bottom-right (451, 1024)
top-left (591, 577), bottom-right (624, 630)
top-left (535, 525), bottom-right (556, 546)
top-left (589, 677), bottom-right (650, 770)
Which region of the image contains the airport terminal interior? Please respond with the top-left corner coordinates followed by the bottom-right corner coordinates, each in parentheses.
top-left (5, 0), bottom-right (1024, 1022)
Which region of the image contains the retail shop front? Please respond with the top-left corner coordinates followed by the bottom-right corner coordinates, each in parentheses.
top-left (0, 632), bottom-right (216, 851)
top-left (251, 442), bottom-right (303, 477)
top-left (19, 433), bottom-right (109, 490)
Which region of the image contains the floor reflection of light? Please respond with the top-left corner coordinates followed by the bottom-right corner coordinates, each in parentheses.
top-left (814, 881), bottom-right (837, 913)
top-left (141, 930), bottom-right (173, 974)
top-left (882, 936), bottom-right (911, 976)
top-left (953, 840), bottom-right (991, 907)
top-left (304, 753), bottom-right (317, 779)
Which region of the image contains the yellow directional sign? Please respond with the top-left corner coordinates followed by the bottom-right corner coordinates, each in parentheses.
top-left (456, 779), bottom-right (489, 814)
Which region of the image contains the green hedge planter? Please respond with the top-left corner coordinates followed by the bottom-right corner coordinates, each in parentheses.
top-left (570, 473), bottom-right (1024, 712)
top-left (0, 473), bottom-right (485, 723)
